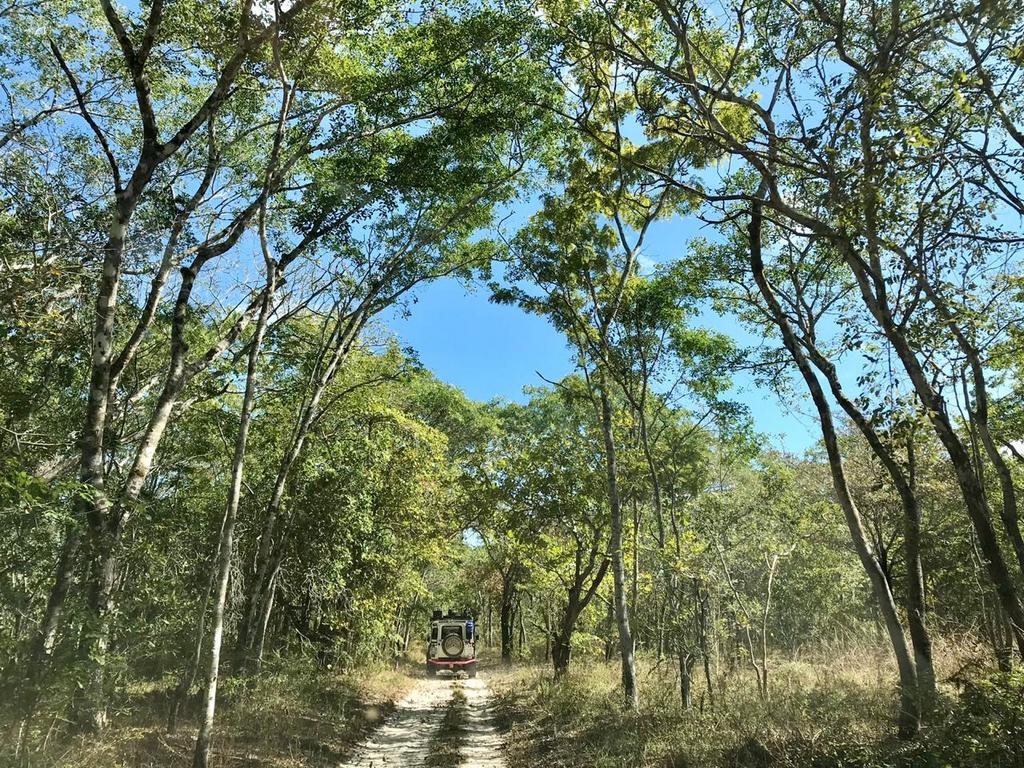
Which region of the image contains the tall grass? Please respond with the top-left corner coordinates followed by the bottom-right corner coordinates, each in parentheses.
top-left (5, 658), bottom-right (412, 767)
top-left (493, 644), bottom-right (1024, 768)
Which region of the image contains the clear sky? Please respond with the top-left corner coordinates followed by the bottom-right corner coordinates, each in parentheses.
top-left (382, 212), bottom-right (824, 455)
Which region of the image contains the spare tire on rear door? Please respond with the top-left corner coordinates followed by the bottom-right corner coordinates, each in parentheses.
top-left (441, 633), bottom-right (464, 657)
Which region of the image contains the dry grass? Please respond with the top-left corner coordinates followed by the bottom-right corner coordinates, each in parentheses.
top-left (6, 661), bottom-right (413, 768)
top-left (491, 643), bottom-right (1024, 768)
top-left (9, 641), bottom-right (1019, 768)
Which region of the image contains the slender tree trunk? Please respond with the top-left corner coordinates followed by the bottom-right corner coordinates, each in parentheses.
top-left (239, 461), bottom-right (294, 656)
top-left (487, 598), bottom-right (493, 648)
top-left (834, 224), bottom-right (1024, 657)
top-left (518, 604), bottom-right (527, 657)
top-left (638, 410), bottom-right (665, 548)
top-left (994, 604), bottom-right (1015, 673)
top-left (168, 540), bottom-right (220, 733)
top-left (599, 380), bottom-right (638, 710)
top-left (17, 525), bottom-right (85, 746)
top-left (500, 572), bottom-right (516, 664)
top-left (193, 266), bottom-right (275, 768)
top-left (898, 247), bottom-right (1024, 578)
top-left (749, 203), bottom-right (919, 736)
top-left (251, 567), bottom-right (280, 674)
top-left (800, 327), bottom-right (938, 715)
top-left (903, 441), bottom-right (936, 708)
top-left (630, 497), bottom-right (640, 622)
top-left (974, 412), bottom-right (1024, 575)
top-left (679, 649), bottom-right (694, 709)
top-left (71, 201), bottom-right (134, 733)
top-left (697, 582), bottom-right (715, 708)
top-left (30, 525), bottom-right (81, 672)
top-left (657, 598), bottom-right (667, 662)
top-left (604, 600), bottom-right (615, 662)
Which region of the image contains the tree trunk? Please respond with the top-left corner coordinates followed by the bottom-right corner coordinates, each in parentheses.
top-left (543, 605), bottom-right (551, 663)
top-left (679, 649), bottom-right (695, 709)
top-left (898, 246), bottom-right (1024, 579)
top-left (903, 440), bottom-right (936, 708)
top-left (801, 336), bottom-right (938, 714)
top-left (251, 568), bottom-right (280, 675)
top-left (631, 497), bottom-right (640, 623)
top-left (599, 380), bottom-right (638, 710)
top-left (168, 541), bottom-right (220, 733)
top-left (697, 583), bottom-right (715, 708)
top-left (552, 633), bottom-right (572, 676)
top-left (72, 199), bottom-right (129, 730)
top-left (193, 264), bottom-right (275, 768)
top-left (748, 203), bottom-right (920, 736)
top-left (832, 214), bottom-right (1024, 657)
top-left (74, 516), bottom-right (122, 732)
top-left (497, 573), bottom-right (516, 667)
top-left (20, 522), bottom-right (82, 733)
top-left (553, 554), bottom-right (609, 677)
top-left (30, 525), bottom-right (81, 672)
top-left (638, 409), bottom-right (665, 548)
top-left (517, 601), bottom-right (526, 656)
top-left (656, 598), bottom-right (666, 661)
top-left (500, 573), bottom-right (516, 664)
top-left (552, 596), bottom-right (579, 678)
top-left (487, 598), bottom-right (493, 648)
top-left (75, 251), bottom-right (263, 727)
top-left (604, 599), bottom-right (615, 662)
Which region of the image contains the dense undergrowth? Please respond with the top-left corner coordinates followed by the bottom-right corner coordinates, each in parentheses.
top-left (2, 660), bottom-right (411, 767)
top-left (493, 652), bottom-right (1024, 768)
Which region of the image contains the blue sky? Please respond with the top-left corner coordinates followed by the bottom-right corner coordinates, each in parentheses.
top-left (383, 213), bottom-right (824, 455)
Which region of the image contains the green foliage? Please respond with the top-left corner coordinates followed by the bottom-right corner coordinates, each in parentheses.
top-left (498, 663), bottom-right (1024, 768)
top-left (1, 0), bottom-right (1022, 763)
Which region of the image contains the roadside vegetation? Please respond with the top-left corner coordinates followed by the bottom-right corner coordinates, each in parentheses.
top-left (494, 656), bottom-right (1024, 768)
top-left (2, 0), bottom-right (1024, 765)
top-left (8, 661), bottom-right (410, 767)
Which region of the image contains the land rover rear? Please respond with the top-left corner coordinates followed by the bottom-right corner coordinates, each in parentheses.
top-left (425, 610), bottom-right (477, 677)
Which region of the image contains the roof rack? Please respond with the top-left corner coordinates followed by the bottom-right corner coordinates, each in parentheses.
top-left (430, 609), bottom-right (474, 621)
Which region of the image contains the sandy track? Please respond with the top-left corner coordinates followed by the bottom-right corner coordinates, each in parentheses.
top-left (342, 675), bottom-right (506, 768)
top-left (344, 677), bottom-right (455, 767)
top-left (460, 677), bottom-right (505, 768)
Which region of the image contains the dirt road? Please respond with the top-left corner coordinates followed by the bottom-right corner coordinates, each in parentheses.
top-left (459, 678), bottom-right (505, 768)
top-left (344, 674), bottom-right (506, 768)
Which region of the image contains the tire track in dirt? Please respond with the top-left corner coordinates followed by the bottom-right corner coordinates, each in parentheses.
top-left (460, 677), bottom-right (505, 768)
top-left (344, 677), bottom-right (455, 767)
top-left (342, 674), bottom-right (506, 768)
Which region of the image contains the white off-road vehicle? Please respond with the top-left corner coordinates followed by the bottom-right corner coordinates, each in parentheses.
top-left (425, 610), bottom-right (477, 677)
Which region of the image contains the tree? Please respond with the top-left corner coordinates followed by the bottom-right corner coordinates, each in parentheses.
top-left (590, 0), bottom-right (1024, 661)
top-left (475, 384), bottom-right (612, 674)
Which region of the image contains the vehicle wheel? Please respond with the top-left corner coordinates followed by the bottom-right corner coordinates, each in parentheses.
top-left (468, 669), bottom-right (477, 678)
top-left (426, 665), bottom-right (436, 677)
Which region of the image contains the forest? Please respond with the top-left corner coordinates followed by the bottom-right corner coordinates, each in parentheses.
top-left (1, 0), bottom-right (1023, 766)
